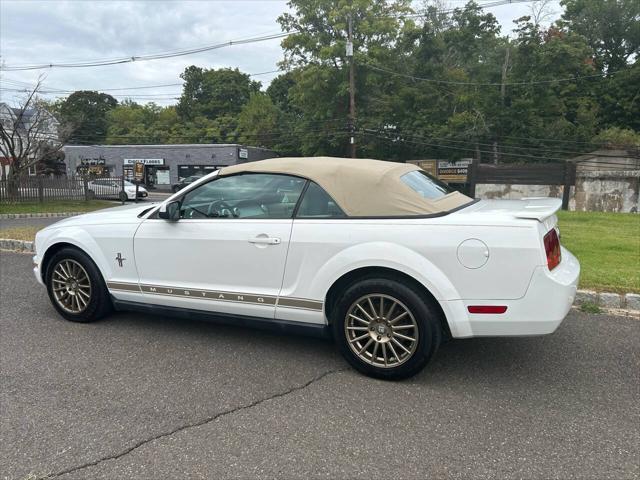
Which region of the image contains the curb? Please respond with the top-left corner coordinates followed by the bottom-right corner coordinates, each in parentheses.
top-left (575, 290), bottom-right (640, 311)
top-left (0, 238), bottom-right (34, 253)
top-left (0, 238), bottom-right (638, 313)
top-left (0, 212), bottom-right (84, 219)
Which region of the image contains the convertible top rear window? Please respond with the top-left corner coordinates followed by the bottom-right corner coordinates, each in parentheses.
top-left (400, 170), bottom-right (453, 200)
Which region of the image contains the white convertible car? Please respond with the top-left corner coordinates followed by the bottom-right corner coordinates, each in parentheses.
top-left (34, 157), bottom-right (580, 379)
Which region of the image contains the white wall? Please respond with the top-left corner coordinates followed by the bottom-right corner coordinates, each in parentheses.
top-left (475, 171), bottom-right (639, 213)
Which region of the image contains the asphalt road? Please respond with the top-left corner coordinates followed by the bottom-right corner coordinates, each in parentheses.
top-left (1, 252), bottom-right (638, 480)
top-left (0, 216), bottom-right (62, 229)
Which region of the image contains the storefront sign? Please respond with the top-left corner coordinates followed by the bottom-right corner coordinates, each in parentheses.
top-left (124, 158), bottom-right (165, 166)
top-left (437, 159), bottom-right (471, 183)
top-left (133, 162), bottom-right (145, 182)
top-left (80, 157), bottom-right (106, 166)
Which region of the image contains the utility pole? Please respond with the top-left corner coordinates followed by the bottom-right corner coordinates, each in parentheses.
top-left (495, 46), bottom-right (510, 165)
top-left (346, 14), bottom-right (356, 158)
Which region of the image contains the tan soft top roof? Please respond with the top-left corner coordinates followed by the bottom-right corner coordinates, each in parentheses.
top-left (219, 156), bottom-right (472, 217)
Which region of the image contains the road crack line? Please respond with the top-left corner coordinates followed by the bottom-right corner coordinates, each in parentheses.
top-left (44, 368), bottom-right (345, 479)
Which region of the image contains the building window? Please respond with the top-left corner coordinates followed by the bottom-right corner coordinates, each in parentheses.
top-left (178, 164), bottom-right (224, 182)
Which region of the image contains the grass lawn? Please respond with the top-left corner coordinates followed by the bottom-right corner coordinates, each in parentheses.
top-left (0, 200), bottom-right (115, 215)
top-left (0, 226), bottom-right (40, 241)
top-left (557, 211), bottom-right (639, 294)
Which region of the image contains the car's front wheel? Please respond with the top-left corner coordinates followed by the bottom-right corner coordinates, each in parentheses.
top-left (45, 247), bottom-right (112, 323)
top-left (332, 278), bottom-right (442, 380)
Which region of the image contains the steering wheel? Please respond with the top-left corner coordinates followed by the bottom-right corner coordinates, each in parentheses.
top-left (207, 199), bottom-right (235, 217)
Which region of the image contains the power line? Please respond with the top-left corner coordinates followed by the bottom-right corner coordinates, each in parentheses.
top-left (363, 62), bottom-right (617, 86)
top-left (36, 126), bottom-right (347, 147)
top-left (0, 69), bottom-right (284, 97)
top-left (1, 0), bottom-right (540, 73)
top-left (1, 32), bottom-right (293, 71)
top-left (361, 129), bottom-right (639, 164)
top-left (358, 126), bottom-right (639, 159)
top-left (375, 0), bottom-right (537, 19)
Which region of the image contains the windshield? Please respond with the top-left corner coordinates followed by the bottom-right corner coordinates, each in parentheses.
top-left (400, 170), bottom-right (453, 200)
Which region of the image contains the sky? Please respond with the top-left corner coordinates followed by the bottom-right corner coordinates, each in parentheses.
top-left (0, 0), bottom-right (562, 107)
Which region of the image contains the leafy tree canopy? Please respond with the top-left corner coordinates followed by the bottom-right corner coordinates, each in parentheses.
top-left (176, 66), bottom-right (261, 121)
top-left (559, 0), bottom-right (640, 72)
top-left (59, 91), bottom-right (118, 144)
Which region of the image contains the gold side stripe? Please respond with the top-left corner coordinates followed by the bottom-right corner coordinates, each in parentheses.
top-left (277, 298), bottom-right (325, 311)
top-left (107, 282), bottom-right (142, 292)
top-left (107, 282), bottom-right (323, 311)
top-left (141, 284), bottom-right (278, 306)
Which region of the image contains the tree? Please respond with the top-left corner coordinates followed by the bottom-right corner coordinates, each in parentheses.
top-left (59, 91), bottom-right (118, 144)
top-left (530, 0), bottom-right (558, 27)
top-left (237, 93), bottom-right (281, 148)
top-left (176, 66), bottom-right (260, 121)
top-left (559, 0), bottom-right (640, 72)
top-left (277, 0), bottom-right (413, 156)
top-left (38, 144), bottom-right (67, 176)
top-left (0, 82), bottom-right (72, 196)
top-left (595, 60), bottom-right (640, 131)
top-left (266, 70), bottom-right (299, 115)
top-left (593, 126), bottom-right (640, 148)
top-left (361, 2), bottom-right (506, 162)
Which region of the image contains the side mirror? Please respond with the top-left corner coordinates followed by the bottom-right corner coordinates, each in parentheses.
top-left (158, 200), bottom-right (180, 221)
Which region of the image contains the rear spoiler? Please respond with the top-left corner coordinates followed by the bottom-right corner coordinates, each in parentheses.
top-left (514, 197), bottom-right (562, 222)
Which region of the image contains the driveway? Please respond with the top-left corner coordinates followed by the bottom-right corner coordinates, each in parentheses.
top-left (1, 252), bottom-right (638, 479)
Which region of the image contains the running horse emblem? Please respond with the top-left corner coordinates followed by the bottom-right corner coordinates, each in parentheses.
top-left (115, 252), bottom-right (126, 267)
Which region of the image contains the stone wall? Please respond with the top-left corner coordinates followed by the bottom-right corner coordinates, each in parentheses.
top-left (571, 171), bottom-right (639, 213)
top-left (474, 170), bottom-right (639, 213)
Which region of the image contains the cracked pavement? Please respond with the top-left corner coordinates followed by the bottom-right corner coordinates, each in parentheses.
top-left (1, 252), bottom-right (639, 479)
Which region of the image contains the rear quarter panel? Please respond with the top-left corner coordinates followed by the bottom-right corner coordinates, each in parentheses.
top-left (283, 217), bottom-right (543, 306)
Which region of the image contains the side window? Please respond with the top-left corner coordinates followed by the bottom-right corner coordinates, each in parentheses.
top-left (179, 173), bottom-right (305, 219)
top-left (296, 182), bottom-right (346, 218)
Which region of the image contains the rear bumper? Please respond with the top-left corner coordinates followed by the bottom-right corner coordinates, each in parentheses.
top-left (445, 247), bottom-right (580, 338)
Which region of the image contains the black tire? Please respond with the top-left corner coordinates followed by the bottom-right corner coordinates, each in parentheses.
top-left (172, 185), bottom-right (181, 193)
top-left (45, 247), bottom-right (113, 323)
top-left (331, 278), bottom-right (442, 380)
top-left (118, 191), bottom-right (128, 202)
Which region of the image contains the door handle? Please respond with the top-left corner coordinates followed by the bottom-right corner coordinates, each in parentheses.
top-left (248, 236), bottom-right (281, 245)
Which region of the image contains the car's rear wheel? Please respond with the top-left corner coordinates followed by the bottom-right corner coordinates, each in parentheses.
top-left (118, 191), bottom-right (128, 202)
top-left (332, 278), bottom-right (442, 380)
top-left (45, 247), bottom-right (112, 323)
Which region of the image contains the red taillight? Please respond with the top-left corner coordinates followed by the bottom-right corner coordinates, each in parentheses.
top-left (544, 228), bottom-right (561, 270)
top-left (467, 305), bottom-right (508, 314)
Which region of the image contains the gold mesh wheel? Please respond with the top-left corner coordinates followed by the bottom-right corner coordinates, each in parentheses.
top-left (51, 259), bottom-right (92, 314)
top-left (344, 294), bottom-right (419, 368)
